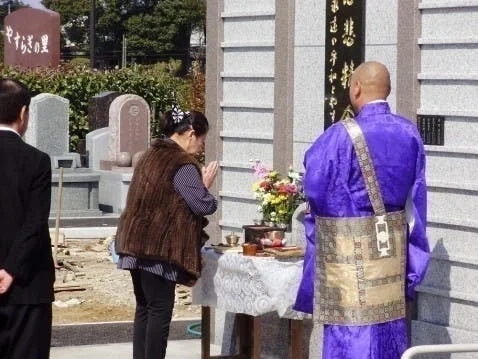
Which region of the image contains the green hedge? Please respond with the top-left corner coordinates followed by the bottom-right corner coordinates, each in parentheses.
top-left (0, 60), bottom-right (190, 151)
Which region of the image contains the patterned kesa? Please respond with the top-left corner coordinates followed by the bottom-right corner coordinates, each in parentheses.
top-left (316, 211), bottom-right (406, 325)
top-left (294, 102), bottom-right (430, 358)
top-left (316, 118), bottom-right (407, 326)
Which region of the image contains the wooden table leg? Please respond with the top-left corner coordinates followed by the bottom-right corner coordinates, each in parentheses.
top-left (202, 306), bottom-right (211, 359)
top-left (201, 308), bottom-right (243, 359)
top-left (237, 314), bottom-right (248, 359)
top-left (202, 309), bottom-right (261, 359)
top-left (250, 315), bottom-right (261, 359)
top-left (237, 314), bottom-right (261, 359)
top-left (288, 319), bottom-right (304, 359)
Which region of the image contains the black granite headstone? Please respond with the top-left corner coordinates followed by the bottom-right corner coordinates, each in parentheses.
top-left (324, 0), bottom-right (365, 130)
top-left (87, 91), bottom-right (122, 131)
top-left (76, 139), bottom-right (88, 167)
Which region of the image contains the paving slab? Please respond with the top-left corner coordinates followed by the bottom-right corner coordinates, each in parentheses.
top-left (48, 215), bottom-right (119, 228)
top-left (52, 319), bottom-right (201, 347)
top-left (50, 339), bottom-right (222, 359)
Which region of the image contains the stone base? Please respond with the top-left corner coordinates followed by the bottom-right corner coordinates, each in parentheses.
top-left (100, 160), bottom-right (115, 171)
top-left (98, 170), bottom-right (133, 213)
top-left (110, 165), bottom-right (134, 173)
top-left (412, 320), bottom-right (478, 359)
top-left (51, 169), bottom-right (101, 217)
top-left (50, 209), bottom-right (104, 218)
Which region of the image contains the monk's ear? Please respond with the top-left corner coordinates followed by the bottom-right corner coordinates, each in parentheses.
top-left (350, 79), bottom-right (361, 99)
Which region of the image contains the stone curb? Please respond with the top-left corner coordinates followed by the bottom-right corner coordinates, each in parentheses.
top-left (52, 318), bottom-right (202, 347)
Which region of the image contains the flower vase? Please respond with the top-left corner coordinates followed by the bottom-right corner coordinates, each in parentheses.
top-left (261, 211), bottom-right (273, 226)
top-left (277, 222), bottom-right (288, 230)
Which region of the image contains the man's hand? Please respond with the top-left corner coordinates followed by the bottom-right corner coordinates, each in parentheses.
top-left (202, 161), bottom-right (219, 189)
top-left (0, 269), bottom-right (14, 294)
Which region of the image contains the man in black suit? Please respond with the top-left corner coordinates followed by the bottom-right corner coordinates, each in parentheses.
top-left (0, 78), bottom-right (55, 359)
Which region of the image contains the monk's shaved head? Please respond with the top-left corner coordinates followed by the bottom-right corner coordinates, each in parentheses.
top-left (349, 61), bottom-right (391, 112)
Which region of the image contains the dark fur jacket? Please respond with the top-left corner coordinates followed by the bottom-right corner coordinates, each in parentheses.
top-left (115, 139), bottom-right (206, 285)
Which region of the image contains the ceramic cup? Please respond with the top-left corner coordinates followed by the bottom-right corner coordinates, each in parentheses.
top-left (242, 243), bottom-right (257, 256)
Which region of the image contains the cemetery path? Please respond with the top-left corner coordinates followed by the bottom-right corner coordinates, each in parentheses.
top-left (52, 238), bottom-right (200, 324)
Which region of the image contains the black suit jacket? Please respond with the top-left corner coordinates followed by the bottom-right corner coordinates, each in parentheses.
top-left (0, 130), bottom-right (55, 305)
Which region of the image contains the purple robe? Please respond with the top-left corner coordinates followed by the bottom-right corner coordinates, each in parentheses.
top-left (294, 102), bottom-right (430, 358)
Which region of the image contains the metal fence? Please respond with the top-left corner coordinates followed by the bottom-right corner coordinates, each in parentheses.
top-left (402, 344), bottom-right (478, 359)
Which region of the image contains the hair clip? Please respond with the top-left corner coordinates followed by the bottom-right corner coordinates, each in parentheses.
top-left (171, 104), bottom-right (190, 124)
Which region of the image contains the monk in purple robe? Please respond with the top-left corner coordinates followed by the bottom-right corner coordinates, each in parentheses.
top-left (294, 61), bottom-right (430, 358)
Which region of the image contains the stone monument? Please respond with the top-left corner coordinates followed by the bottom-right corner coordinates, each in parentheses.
top-left (109, 94), bottom-right (150, 162)
top-left (102, 94), bottom-right (150, 170)
top-left (82, 91), bottom-right (122, 167)
top-left (93, 93), bottom-right (151, 213)
top-left (86, 127), bottom-right (110, 171)
top-left (25, 93), bottom-right (101, 218)
top-left (25, 93), bottom-right (69, 158)
top-left (3, 8), bottom-right (60, 68)
top-left (88, 91), bottom-right (122, 131)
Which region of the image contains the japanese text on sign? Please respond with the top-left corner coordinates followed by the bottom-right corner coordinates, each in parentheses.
top-left (323, 0), bottom-right (364, 130)
top-left (4, 25), bottom-right (49, 55)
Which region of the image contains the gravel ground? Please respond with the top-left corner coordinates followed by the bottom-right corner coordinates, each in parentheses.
top-left (52, 238), bottom-right (201, 324)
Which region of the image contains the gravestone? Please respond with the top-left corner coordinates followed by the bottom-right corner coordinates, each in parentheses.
top-left (3, 8), bottom-right (60, 68)
top-left (25, 93), bottom-right (69, 158)
top-left (107, 94), bottom-right (150, 165)
top-left (88, 91), bottom-right (122, 131)
top-left (95, 94), bottom-right (150, 212)
top-left (86, 127), bottom-right (110, 171)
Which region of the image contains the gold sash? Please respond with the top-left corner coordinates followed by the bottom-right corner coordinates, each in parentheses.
top-left (315, 118), bottom-right (406, 325)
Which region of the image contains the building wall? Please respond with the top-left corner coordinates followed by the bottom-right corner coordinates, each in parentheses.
top-left (412, 1), bottom-right (478, 354)
top-left (205, 0), bottom-right (294, 353)
top-left (206, 0), bottom-right (278, 244)
top-left (206, 0), bottom-right (478, 356)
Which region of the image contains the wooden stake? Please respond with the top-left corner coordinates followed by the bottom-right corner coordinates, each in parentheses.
top-left (54, 284), bottom-right (86, 293)
top-left (53, 167), bottom-right (64, 269)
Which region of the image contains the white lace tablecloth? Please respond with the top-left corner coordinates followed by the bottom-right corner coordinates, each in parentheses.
top-left (192, 248), bottom-right (307, 320)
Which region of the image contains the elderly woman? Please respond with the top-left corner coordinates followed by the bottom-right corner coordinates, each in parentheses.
top-left (116, 105), bottom-right (218, 359)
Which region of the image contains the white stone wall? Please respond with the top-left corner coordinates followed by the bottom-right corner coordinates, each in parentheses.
top-left (293, 0), bottom-right (326, 170)
top-left (413, 1), bottom-right (478, 353)
top-left (212, 0), bottom-right (279, 351)
top-left (219, 2), bottom-right (276, 237)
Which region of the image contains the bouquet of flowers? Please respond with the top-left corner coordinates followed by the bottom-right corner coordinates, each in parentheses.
top-left (251, 159), bottom-right (304, 226)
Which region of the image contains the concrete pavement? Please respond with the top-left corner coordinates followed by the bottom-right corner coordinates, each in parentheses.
top-left (51, 342), bottom-right (133, 359)
top-left (50, 319), bottom-right (222, 358)
top-left (50, 340), bottom-right (222, 359)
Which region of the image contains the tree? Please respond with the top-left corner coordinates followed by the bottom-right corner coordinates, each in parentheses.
top-left (41, 0), bottom-right (89, 51)
top-left (0, 1), bottom-right (29, 61)
top-left (0, 1), bottom-right (29, 27)
top-left (94, 0), bottom-right (157, 58)
top-left (40, 0), bottom-right (206, 68)
top-left (125, 0), bottom-right (206, 70)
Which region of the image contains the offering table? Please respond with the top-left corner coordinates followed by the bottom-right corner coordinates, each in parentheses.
top-left (193, 248), bottom-right (307, 359)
